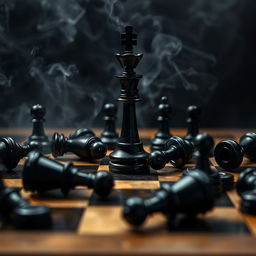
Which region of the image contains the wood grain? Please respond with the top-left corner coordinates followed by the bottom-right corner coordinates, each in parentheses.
top-left (0, 128), bottom-right (256, 255)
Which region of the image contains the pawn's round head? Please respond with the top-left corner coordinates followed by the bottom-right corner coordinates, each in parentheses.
top-left (148, 151), bottom-right (166, 170)
top-left (123, 197), bottom-right (147, 226)
top-left (31, 104), bottom-right (46, 119)
top-left (236, 168), bottom-right (256, 196)
top-left (158, 96), bottom-right (172, 116)
top-left (104, 103), bottom-right (117, 117)
top-left (161, 96), bottom-right (168, 104)
top-left (90, 140), bottom-right (107, 160)
top-left (194, 133), bottom-right (214, 152)
top-left (187, 105), bottom-right (201, 119)
top-left (94, 171), bottom-right (114, 197)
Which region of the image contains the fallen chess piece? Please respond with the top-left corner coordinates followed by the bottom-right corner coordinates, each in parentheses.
top-left (52, 128), bottom-right (107, 161)
top-left (214, 132), bottom-right (256, 170)
top-left (148, 136), bottom-right (193, 170)
top-left (100, 103), bottom-right (119, 150)
top-left (68, 128), bottom-right (95, 139)
top-left (123, 169), bottom-right (214, 226)
top-left (23, 151), bottom-right (114, 197)
top-left (0, 179), bottom-right (52, 229)
top-left (185, 133), bottom-right (234, 195)
top-left (151, 96), bottom-right (172, 152)
top-left (25, 104), bottom-right (51, 154)
top-left (0, 137), bottom-right (32, 169)
top-left (236, 168), bottom-right (256, 215)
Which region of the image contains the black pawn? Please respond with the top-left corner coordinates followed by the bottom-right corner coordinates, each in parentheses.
top-left (185, 133), bottom-right (234, 195)
top-left (68, 128), bottom-right (95, 139)
top-left (23, 151), bottom-right (114, 197)
top-left (52, 129), bottom-right (107, 161)
top-left (236, 168), bottom-right (256, 215)
top-left (151, 96), bottom-right (172, 151)
top-left (148, 136), bottom-right (193, 170)
top-left (0, 137), bottom-right (32, 169)
top-left (100, 103), bottom-right (119, 150)
top-left (26, 104), bottom-right (50, 153)
top-left (123, 169), bottom-right (214, 226)
top-left (0, 179), bottom-right (51, 229)
top-left (184, 105), bottom-right (201, 142)
top-left (236, 168), bottom-right (256, 196)
top-left (214, 132), bottom-right (256, 170)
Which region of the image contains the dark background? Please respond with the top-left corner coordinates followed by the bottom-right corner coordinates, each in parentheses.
top-left (0, 0), bottom-right (255, 129)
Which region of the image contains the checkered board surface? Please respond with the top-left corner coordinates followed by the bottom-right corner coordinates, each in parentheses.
top-left (1, 128), bottom-right (256, 255)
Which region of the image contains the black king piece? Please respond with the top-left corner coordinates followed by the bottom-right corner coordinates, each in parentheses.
top-left (109, 26), bottom-right (149, 174)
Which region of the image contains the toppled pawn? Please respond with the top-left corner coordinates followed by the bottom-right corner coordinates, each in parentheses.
top-left (23, 151), bottom-right (114, 197)
top-left (184, 105), bottom-right (201, 142)
top-left (0, 137), bottom-right (32, 169)
top-left (123, 169), bottom-right (214, 226)
top-left (151, 96), bottom-right (172, 151)
top-left (236, 168), bottom-right (256, 215)
top-left (148, 136), bottom-right (193, 170)
top-left (52, 129), bottom-right (107, 161)
top-left (26, 104), bottom-right (50, 153)
top-left (0, 179), bottom-right (51, 229)
top-left (185, 133), bottom-right (234, 195)
top-left (214, 132), bottom-right (256, 170)
top-left (100, 103), bottom-right (119, 150)
top-left (68, 128), bottom-right (95, 139)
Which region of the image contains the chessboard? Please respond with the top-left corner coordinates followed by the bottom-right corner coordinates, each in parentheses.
top-left (1, 128), bottom-right (256, 255)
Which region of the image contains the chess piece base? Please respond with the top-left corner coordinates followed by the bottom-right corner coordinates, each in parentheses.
top-left (109, 142), bottom-right (149, 174)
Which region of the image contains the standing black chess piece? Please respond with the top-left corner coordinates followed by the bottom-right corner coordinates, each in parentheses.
top-left (109, 26), bottom-right (149, 174)
top-left (0, 179), bottom-right (52, 229)
top-left (151, 96), bottom-right (172, 152)
top-left (0, 137), bottom-right (32, 169)
top-left (214, 132), bottom-right (256, 170)
top-left (23, 151), bottom-right (114, 197)
top-left (185, 133), bottom-right (234, 195)
top-left (26, 104), bottom-right (50, 153)
top-left (100, 103), bottom-right (119, 150)
top-left (123, 169), bottom-right (214, 226)
top-left (184, 105), bottom-right (201, 142)
top-left (52, 129), bottom-right (107, 161)
top-left (148, 136), bottom-right (193, 170)
top-left (236, 168), bottom-right (256, 215)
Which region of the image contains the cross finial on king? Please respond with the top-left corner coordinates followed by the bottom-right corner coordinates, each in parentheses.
top-left (121, 26), bottom-right (137, 53)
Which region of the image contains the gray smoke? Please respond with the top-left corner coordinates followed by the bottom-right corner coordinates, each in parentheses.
top-left (0, 0), bottom-right (242, 127)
